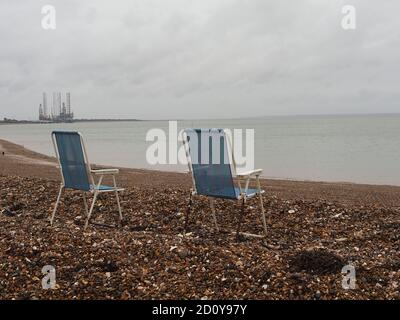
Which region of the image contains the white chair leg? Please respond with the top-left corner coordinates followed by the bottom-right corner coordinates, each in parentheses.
top-left (113, 176), bottom-right (123, 221)
top-left (259, 193), bottom-right (268, 237)
top-left (50, 185), bottom-right (64, 226)
top-left (82, 192), bottom-right (89, 216)
top-left (84, 191), bottom-right (99, 230)
top-left (257, 177), bottom-right (268, 237)
top-left (209, 198), bottom-right (219, 232)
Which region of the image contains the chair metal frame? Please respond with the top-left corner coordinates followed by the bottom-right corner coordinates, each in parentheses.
top-left (182, 129), bottom-right (268, 239)
top-left (50, 131), bottom-right (124, 230)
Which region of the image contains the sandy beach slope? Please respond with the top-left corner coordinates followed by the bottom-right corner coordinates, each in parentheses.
top-left (1, 138), bottom-right (400, 206)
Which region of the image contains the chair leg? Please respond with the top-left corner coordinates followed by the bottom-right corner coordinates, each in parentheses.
top-left (50, 185), bottom-right (64, 226)
top-left (84, 191), bottom-right (99, 230)
top-left (184, 191), bottom-right (193, 233)
top-left (210, 198), bottom-right (220, 232)
top-left (113, 176), bottom-right (123, 222)
top-left (236, 198), bottom-right (246, 240)
top-left (257, 177), bottom-right (268, 237)
top-left (82, 192), bottom-right (89, 217)
top-left (258, 193), bottom-right (268, 237)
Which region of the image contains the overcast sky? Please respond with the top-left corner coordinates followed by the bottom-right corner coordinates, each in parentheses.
top-left (0, 0), bottom-right (399, 120)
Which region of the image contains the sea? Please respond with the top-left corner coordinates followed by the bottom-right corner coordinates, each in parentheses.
top-left (1, 114), bottom-right (399, 186)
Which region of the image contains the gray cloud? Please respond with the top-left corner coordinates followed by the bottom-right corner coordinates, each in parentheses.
top-left (0, 0), bottom-right (399, 119)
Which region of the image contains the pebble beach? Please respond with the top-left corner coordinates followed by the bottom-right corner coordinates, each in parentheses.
top-left (0, 138), bottom-right (399, 300)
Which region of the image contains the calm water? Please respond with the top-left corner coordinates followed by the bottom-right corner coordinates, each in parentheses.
top-left (1, 115), bottom-right (400, 185)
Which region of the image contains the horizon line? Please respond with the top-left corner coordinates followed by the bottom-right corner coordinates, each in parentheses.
top-left (2, 111), bottom-right (400, 122)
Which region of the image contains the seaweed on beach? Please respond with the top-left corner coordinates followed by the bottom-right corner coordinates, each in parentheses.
top-left (288, 249), bottom-right (345, 275)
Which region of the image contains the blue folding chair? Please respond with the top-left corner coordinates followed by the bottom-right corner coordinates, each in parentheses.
top-left (50, 131), bottom-right (124, 230)
top-left (182, 128), bottom-right (268, 239)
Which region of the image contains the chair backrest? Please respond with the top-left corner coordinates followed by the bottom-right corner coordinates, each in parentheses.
top-left (183, 128), bottom-right (237, 199)
top-left (52, 131), bottom-right (92, 191)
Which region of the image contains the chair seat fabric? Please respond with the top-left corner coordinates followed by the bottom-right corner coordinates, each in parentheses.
top-left (91, 184), bottom-right (116, 191)
top-left (235, 187), bottom-right (259, 198)
top-left (201, 187), bottom-right (260, 199)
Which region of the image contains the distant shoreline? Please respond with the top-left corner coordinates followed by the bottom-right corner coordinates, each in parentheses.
top-left (0, 119), bottom-right (142, 125)
top-left (2, 112), bottom-right (400, 125)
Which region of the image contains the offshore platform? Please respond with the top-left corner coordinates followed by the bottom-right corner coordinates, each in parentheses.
top-left (39, 92), bottom-right (74, 122)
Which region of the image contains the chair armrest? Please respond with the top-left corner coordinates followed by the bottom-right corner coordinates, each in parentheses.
top-left (236, 169), bottom-right (263, 177)
top-left (91, 169), bottom-right (119, 175)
